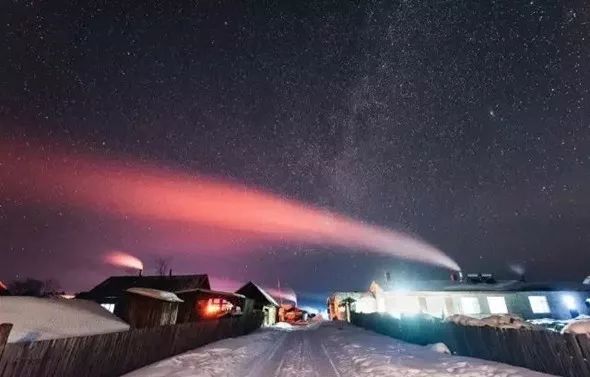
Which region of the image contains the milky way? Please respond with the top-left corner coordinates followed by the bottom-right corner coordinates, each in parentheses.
top-left (1, 1), bottom-right (589, 307)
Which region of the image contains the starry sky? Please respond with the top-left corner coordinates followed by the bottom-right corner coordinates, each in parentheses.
top-left (1, 1), bottom-right (589, 309)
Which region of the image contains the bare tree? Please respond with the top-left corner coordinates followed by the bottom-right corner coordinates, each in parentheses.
top-left (8, 278), bottom-right (61, 297)
top-left (154, 257), bottom-right (172, 276)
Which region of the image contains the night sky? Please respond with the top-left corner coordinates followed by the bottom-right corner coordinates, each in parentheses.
top-left (1, 1), bottom-right (589, 309)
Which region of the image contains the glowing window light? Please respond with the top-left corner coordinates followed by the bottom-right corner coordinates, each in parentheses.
top-left (528, 296), bottom-right (550, 314)
top-left (486, 296), bottom-right (508, 314)
top-left (425, 296), bottom-right (445, 318)
top-left (460, 297), bottom-right (481, 315)
top-left (101, 303), bottom-right (115, 313)
top-left (396, 295), bottom-right (420, 314)
top-left (562, 294), bottom-right (577, 310)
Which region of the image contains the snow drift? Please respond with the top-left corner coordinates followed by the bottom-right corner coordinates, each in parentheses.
top-left (561, 319), bottom-right (590, 335)
top-left (0, 297), bottom-right (129, 343)
top-left (446, 314), bottom-right (535, 329)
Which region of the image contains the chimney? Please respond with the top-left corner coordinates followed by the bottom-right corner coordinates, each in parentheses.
top-left (138, 269), bottom-right (143, 277)
top-left (169, 269), bottom-right (172, 277)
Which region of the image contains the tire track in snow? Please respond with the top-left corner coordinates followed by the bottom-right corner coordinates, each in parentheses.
top-left (244, 331), bottom-right (288, 377)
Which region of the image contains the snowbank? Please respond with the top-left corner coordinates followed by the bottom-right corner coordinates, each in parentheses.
top-left (561, 319), bottom-right (590, 334)
top-left (0, 296), bottom-right (130, 343)
top-left (126, 287), bottom-right (183, 302)
top-left (272, 322), bottom-right (294, 330)
top-left (530, 315), bottom-right (590, 333)
top-left (428, 342), bottom-right (451, 354)
top-left (446, 314), bottom-right (535, 329)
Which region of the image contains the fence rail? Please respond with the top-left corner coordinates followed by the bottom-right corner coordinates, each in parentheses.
top-left (0, 313), bottom-right (262, 377)
top-left (351, 312), bottom-right (590, 377)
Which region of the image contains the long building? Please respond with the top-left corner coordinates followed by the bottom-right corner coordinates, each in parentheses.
top-left (328, 274), bottom-right (590, 321)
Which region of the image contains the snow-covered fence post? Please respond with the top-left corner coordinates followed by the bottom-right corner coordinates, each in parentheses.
top-left (0, 323), bottom-right (12, 347)
top-left (0, 322), bottom-right (12, 363)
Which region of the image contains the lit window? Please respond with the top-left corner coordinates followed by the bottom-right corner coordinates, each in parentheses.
top-left (397, 296), bottom-right (420, 314)
top-left (425, 297), bottom-right (445, 318)
top-left (487, 296), bottom-right (508, 314)
top-left (528, 296), bottom-right (550, 314)
top-left (101, 303), bottom-right (115, 313)
top-left (460, 297), bottom-right (481, 314)
top-left (562, 294), bottom-right (577, 310)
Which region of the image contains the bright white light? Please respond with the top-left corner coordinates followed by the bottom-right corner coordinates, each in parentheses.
top-left (425, 296), bottom-right (445, 318)
top-left (528, 296), bottom-right (550, 314)
top-left (460, 297), bottom-right (481, 315)
top-left (397, 296), bottom-right (420, 314)
top-left (354, 297), bottom-right (377, 314)
top-left (376, 297), bottom-right (385, 313)
top-left (562, 294), bottom-right (577, 310)
top-left (487, 296), bottom-right (508, 314)
top-left (101, 303), bottom-right (115, 313)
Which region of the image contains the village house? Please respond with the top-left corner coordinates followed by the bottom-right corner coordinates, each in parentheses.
top-left (123, 288), bottom-right (183, 328)
top-left (236, 281), bottom-right (279, 326)
top-left (77, 273), bottom-right (211, 318)
top-left (278, 304), bottom-right (308, 323)
top-left (328, 273), bottom-right (590, 321)
top-left (175, 288), bottom-right (248, 322)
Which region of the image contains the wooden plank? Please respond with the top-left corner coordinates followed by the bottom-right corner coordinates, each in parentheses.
top-left (563, 333), bottom-right (590, 377)
top-left (0, 315), bottom-right (262, 377)
top-left (575, 334), bottom-right (590, 375)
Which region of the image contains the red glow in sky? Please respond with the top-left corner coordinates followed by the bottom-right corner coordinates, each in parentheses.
top-left (0, 141), bottom-right (459, 271)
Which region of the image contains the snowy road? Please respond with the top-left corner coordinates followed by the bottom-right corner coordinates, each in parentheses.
top-left (124, 322), bottom-right (555, 377)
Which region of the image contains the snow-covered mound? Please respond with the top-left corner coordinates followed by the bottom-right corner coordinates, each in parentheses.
top-left (427, 342), bottom-right (451, 354)
top-left (0, 296), bottom-right (130, 343)
top-left (446, 314), bottom-right (534, 329)
top-left (561, 319), bottom-right (590, 334)
top-left (273, 322), bottom-right (294, 330)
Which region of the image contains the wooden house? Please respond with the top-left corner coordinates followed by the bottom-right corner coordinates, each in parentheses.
top-left (236, 282), bottom-right (279, 326)
top-left (77, 274), bottom-right (210, 318)
top-left (123, 288), bottom-right (183, 328)
top-left (278, 304), bottom-right (308, 323)
top-left (176, 288), bottom-right (248, 322)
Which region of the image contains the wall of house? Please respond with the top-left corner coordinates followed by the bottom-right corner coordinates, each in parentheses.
top-left (350, 290), bottom-right (590, 320)
top-left (263, 305), bottom-right (277, 326)
top-left (123, 295), bottom-right (179, 328)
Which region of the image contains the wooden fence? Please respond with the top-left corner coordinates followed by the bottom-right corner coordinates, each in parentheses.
top-left (0, 313), bottom-right (262, 377)
top-left (351, 312), bottom-right (590, 377)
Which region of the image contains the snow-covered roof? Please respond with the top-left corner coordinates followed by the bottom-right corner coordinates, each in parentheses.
top-left (236, 282), bottom-right (279, 307)
top-left (175, 287), bottom-right (245, 299)
top-left (372, 279), bottom-right (590, 293)
top-left (126, 288), bottom-right (183, 302)
top-left (0, 297), bottom-right (130, 343)
top-left (251, 282), bottom-right (279, 307)
top-left (78, 274), bottom-right (210, 300)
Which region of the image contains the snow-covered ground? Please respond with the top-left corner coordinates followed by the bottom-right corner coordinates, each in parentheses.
top-left (124, 321), bottom-right (555, 377)
top-left (0, 296), bottom-right (129, 343)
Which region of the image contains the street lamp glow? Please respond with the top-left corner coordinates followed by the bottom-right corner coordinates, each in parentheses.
top-left (562, 294), bottom-right (577, 310)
